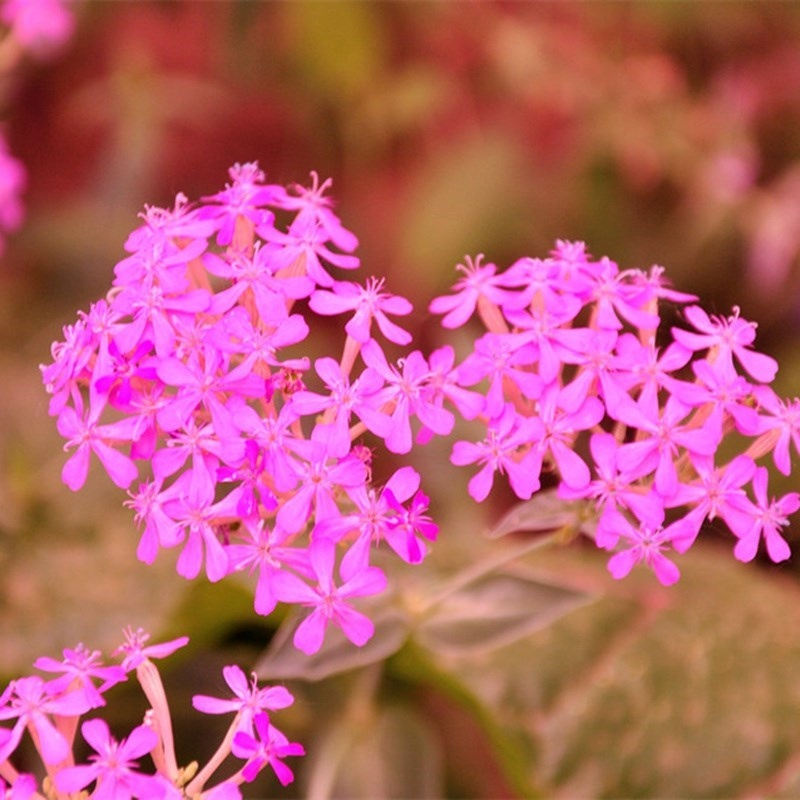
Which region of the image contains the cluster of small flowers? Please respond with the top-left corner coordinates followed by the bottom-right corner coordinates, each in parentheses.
top-left (430, 244), bottom-right (800, 584)
top-left (41, 164), bottom-right (445, 656)
top-left (0, 628), bottom-right (303, 799)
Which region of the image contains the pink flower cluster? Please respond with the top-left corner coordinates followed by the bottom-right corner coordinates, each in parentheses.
top-left (431, 245), bottom-right (800, 584)
top-left (0, 0), bottom-right (74, 56)
top-left (41, 164), bottom-right (442, 656)
top-left (41, 161), bottom-right (800, 652)
top-left (0, 628), bottom-right (302, 799)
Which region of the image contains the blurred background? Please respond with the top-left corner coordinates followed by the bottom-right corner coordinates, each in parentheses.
top-left (2, 3), bottom-right (800, 797)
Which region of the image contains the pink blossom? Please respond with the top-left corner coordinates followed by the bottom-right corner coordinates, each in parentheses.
top-left (192, 665), bottom-right (294, 738)
top-left (672, 305), bottom-right (778, 383)
top-left (231, 711), bottom-right (304, 786)
top-left (1, 0), bottom-right (74, 54)
top-left (361, 341), bottom-right (454, 454)
top-left (113, 627), bottom-right (189, 673)
top-left (734, 467), bottom-right (800, 563)
top-left (429, 254), bottom-right (517, 329)
top-left (0, 136), bottom-right (25, 249)
top-left (200, 161), bottom-right (283, 247)
top-left (753, 387), bottom-right (800, 476)
top-left (280, 171), bottom-right (358, 253)
top-left (54, 718), bottom-right (162, 800)
top-left (603, 509), bottom-right (681, 586)
top-left (666, 454), bottom-right (757, 553)
top-left (0, 774), bottom-right (36, 800)
top-left (272, 538), bottom-right (387, 655)
top-left (0, 676), bottom-right (90, 765)
top-left (34, 644), bottom-right (126, 710)
top-left (310, 277), bottom-right (413, 345)
top-left (56, 394), bottom-right (139, 491)
top-left (451, 404), bottom-right (544, 502)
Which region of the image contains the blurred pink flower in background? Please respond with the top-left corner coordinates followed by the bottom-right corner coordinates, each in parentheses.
top-left (1, 0), bottom-right (74, 56)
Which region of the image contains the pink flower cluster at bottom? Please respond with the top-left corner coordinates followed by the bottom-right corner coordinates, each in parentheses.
top-left (0, 629), bottom-right (303, 800)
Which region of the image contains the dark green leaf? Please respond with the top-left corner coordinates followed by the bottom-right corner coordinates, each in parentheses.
top-left (415, 569), bottom-right (594, 658)
top-left (256, 599), bottom-right (410, 682)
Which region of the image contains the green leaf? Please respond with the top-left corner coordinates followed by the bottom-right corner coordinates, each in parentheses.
top-left (431, 545), bottom-right (800, 798)
top-left (486, 490), bottom-right (590, 539)
top-left (256, 598), bottom-right (410, 682)
top-left (415, 569), bottom-right (595, 658)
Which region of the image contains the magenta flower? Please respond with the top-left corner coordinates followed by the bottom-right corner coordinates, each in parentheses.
top-left (272, 538), bottom-right (387, 655)
top-left (614, 394), bottom-right (719, 500)
top-left (603, 510), bottom-right (681, 587)
top-left (0, 676), bottom-right (90, 765)
top-left (113, 627), bottom-right (189, 673)
top-left (192, 665), bottom-right (294, 737)
top-left (584, 257), bottom-right (660, 331)
top-left (161, 469), bottom-right (242, 582)
top-left (288, 356), bottom-right (390, 457)
top-left (455, 331), bottom-right (541, 417)
top-left (0, 774), bottom-right (36, 800)
top-left (200, 161), bottom-right (283, 247)
top-left (753, 387), bottom-right (800, 476)
top-left (258, 214), bottom-right (359, 288)
top-left (452, 404), bottom-right (544, 502)
top-left (276, 437), bottom-right (367, 534)
top-left (56, 394), bottom-right (139, 492)
top-left (383, 486), bottom-right (438, 564)
top-left (562, 432), bottom-right (664, 548)
top-left (280, 171), bottom-right (358, 253)
top-left (733, 467), bottom-right (800, 563)
top-left (666, 454), bottom-right (757, 553)
top-left (361, 341), bottom-right (454, 454)
top-left (1, 0), bottom-right (74, 54)
top-left (226, 518), bottom-right (309, 617)
top-left (429, 254), bottom-right (517, 329)
top-left (672, 305), bottom-right (778, 383)
top-left (0, 135), bottom-right (25, 250)
top-left (310, 276), bottom-right (413, 345)
top-left (54, 718), bottom-right (162, 800)
top-left (34, 644), bottom-right (126, 710)
top-left (231, 711), bottom-right (305, 786)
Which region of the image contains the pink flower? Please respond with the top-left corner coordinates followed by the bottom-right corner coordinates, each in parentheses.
top-left (603, 509), bottom-right (681, 586)
top-left (1, 0), bottom-right (74, 55)
top-left (56, 394), bottom-right (139, 492)
top-left (0, 774), bottom-right (36, 800)
top-left (451, 404), bottom-right (544, 502)
top-left (733, 467), bottom-right (800, 563)
top-left (0, 676), bottom-right (90, 765)
top-left (361, 341), bottom-right (454, 454)
top-left (34, 644), bottom-right (126, 710)
top-left (113, 627), bottom-right (188, 672)
top-left (272, 538), bottom-right (387, 655)
top-left (54, 718), bottom-right (162, 800)
top-left (192, 665), bottom-right (294, 737)
top-left (231, 711), bottom-right (304, 786)
top-left (310, 277), bottom-right (413, 345)
top-left (429, 254), bottom-right (517, 329)
top-left (753, 387), bottom-right (800, 476)
top-left (201, 162), bottom-right (283, 247)
top-left (672, 305), bottom-right (778, 383)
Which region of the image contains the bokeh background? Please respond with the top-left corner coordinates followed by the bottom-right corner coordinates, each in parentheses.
top-left (2, 3), bottom-right (800, 798)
